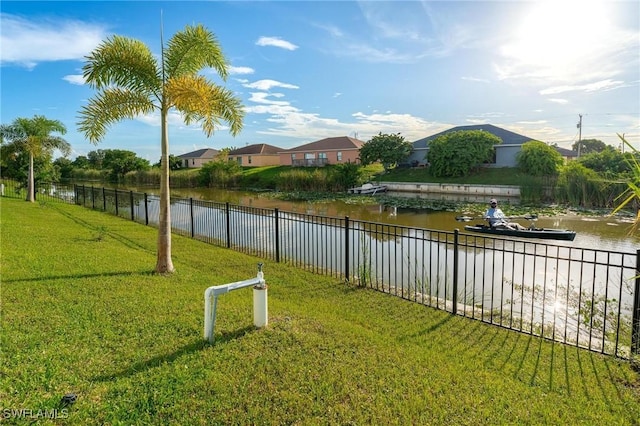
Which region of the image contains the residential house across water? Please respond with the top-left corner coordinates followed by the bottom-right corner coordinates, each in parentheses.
top-left (228, 143), bottom-right (282, 167)
top-left (177, 148), bottom-right (219, 168)
top-left (279, 136), bottom-right (364, 167)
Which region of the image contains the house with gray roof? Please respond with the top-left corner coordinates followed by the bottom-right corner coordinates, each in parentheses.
top-left (405, 124), bottom-right (535, 168)
top-left (279, 136), bottom-right (364, 167)
top-left (554, 146), bottom-right (579, 162)
top-left (228, 143), bottom-right (282, 167)
top-left (177, 148), bottom-right (219, 168)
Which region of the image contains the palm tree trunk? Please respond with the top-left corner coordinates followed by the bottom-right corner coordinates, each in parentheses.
top-left (155, 107), bottom-right (175, 274)
top-left (27, 153), bottom-right (35, 202)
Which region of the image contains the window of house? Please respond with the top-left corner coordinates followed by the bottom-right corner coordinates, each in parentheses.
top-left (304, 153), bottom-right (315, 159)
top-left (291, 153), bottom-right (296, 160)
top-left (318, 152), bottom-right (327, 159)
top-left (248, 156), bottom-right (252, 164)
top-left (236, 157), bottom-right (242, 165)
top-left (337, 151), bottom-right (343, 161)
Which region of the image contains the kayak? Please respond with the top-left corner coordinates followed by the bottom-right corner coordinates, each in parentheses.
top-left (463, 224), bottom-right (577, 241)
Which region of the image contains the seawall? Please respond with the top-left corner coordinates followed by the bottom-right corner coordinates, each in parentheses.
top-left (380, 181), bottom-right (520, 198)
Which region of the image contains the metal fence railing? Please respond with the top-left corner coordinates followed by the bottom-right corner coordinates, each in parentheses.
top-left (1, 179), bottom-right (76, 204)
top-left (11, 181), bottom-right (638, 360)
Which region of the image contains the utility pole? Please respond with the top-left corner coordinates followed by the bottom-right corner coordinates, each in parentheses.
top-left (577, 114), bottom-right (583, 157)
top-left (577, 114), bottom-right (582, 158)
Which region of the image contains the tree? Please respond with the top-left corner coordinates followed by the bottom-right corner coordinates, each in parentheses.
top-left (53, 157), bottom-right (75, 180)
top-left (87, 149), bottom-right (106, 169)
top-left (198, 148), bottom-right (242, 187)
top-left (154, 154), bottom-right (182, 170)
top-left (572, 138), bottom-right (607, 155)
top-left (101, 149), bottom-right (151, 181)
top-left (359, 132), bottom-right (412, 172)
top-left (426, 130), bottom-right (500, 177)
top-left (0, 115), bottom-right (70, 202)
top-left (578, 146), bottom-right (631, 178)
top-left (516, 141), bottom-right (564, 176)
top-left (72, 155), bottom-right (90, 169)
top-left (78, 24), bottom-right (244, 274)
top-left (1, 141), bottom-right (59, 184)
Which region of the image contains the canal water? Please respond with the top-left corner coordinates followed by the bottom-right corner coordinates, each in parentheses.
top-left (151, 187), bottom-right (638, 253)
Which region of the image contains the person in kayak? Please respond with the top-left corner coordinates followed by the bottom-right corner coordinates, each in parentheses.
top-left (484, 199), bottom-right (526, 230)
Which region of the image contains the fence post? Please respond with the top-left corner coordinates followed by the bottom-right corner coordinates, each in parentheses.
top-left (632, 249), bottom-right (640, 356)
top-left (144, 193), bottom-right (149, 225)
top-left (453, 229), bottom-right (459, 315)
top-left (91, 187), bottom-right (95, 209)
top-left (102, 187), bottom-right (106, 211)
top-left (115, 190), bottom-right (119, 216)
top-left (225, 202), bottom-right (231, 248)
top-left (274, 208), bottom-right (280, 262)
top-left (345, 216), bottom-right (350, 282)
top-left (130, 191), bottom-right (135, 221)
top-left (190, 198), bottom-right (195, 238)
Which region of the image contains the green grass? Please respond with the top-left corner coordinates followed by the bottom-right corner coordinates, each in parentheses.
top-left (1, 198), bottom-right (639, 425)
top-left (381, 166), bottom-right (535, 186)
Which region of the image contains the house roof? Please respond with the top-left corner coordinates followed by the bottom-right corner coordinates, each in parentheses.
top-left (177, 148), bottom-right (218, 159)
top-left (554, 146), bottom-right (578, 157)
top-left (229, 143), bottom-right (282, 155)
top-left (282, 136), bottom-right (365, 153)
top-left (412, 124), bottom-right (533, 148)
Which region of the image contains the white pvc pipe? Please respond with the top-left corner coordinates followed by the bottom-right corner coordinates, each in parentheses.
top-left (203, 265), bottom-right (267, 343)
top-left (253, 286), bottom-right (268, 328)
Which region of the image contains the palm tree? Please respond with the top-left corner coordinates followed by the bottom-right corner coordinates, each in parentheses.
top-left (78, 24), bottom-right (244, 274)
top-left (611, 133), bottom-right (639, 236)
top-left (0, 115), bottom-right (70, 202)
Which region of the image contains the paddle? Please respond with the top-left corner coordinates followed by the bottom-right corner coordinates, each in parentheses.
top-left (455, 214), bottom-right (538, 222)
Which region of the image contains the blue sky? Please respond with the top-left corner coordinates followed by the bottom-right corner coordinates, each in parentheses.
top-left (1, 1), bottom-right (639, 162)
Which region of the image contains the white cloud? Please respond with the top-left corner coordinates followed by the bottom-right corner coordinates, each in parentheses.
top-left (540, 79), bottom-right (625, 95)
top-left (462, 76), bottom-right (489, 83)
top-left (548, 98), bottom-right (569, 105)
top-left (243, 79), bottom-right (299, 91)
top-left (256, 36), bottom-right (298, 51)
top-left (0, 13), bottom-right (108, 68)
top-left (62, 74), bottom-right (85, 85)
top-left (248, 92), bottom-right (290, 106)
top-left (229, 66), bottom-right (254, 75)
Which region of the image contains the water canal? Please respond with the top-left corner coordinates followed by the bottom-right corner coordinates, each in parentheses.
top-left (151, 186), bottom-right (638, 253)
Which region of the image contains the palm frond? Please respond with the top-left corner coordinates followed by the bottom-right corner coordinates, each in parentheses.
top-left (78, 88), bottom-right (156, 143)
top-left (611, 133), bottom-right (640, 236)
top-left (83, 35), bottom-right (161, 96)
top-left (42, 136), bottom-right (72, 157)
top-left (164, 24), bottom-right (228, 80)
top-left (167, 75), bottom-right (244, 137)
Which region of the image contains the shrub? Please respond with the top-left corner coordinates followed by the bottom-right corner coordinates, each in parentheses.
top-left (516, 141), bottom-right (563, 176)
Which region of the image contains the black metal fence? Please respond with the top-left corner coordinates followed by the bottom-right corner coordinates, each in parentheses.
top-left (0, 179), bottom-right (76, 204)
top-left (8, 179), bottom-right (638, 359)
top-left (71, 184), bottom-right (640, 360)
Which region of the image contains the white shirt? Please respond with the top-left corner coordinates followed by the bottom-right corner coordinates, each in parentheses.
top-left (485, 206), bottom-right (507, 227)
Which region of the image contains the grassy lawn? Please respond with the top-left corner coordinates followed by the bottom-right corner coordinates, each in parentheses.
top-left (379, 166), bottom-right (536, 186)
top-left (1, 198), bottom-right (639, 425)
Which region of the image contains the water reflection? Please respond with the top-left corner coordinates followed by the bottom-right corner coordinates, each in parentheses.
top-left (160, 187), bottom-right (637, 253)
